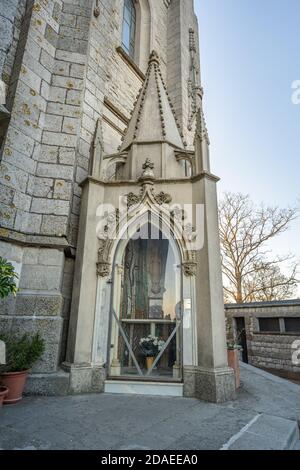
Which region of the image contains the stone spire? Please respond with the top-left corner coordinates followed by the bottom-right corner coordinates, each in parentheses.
top-left (120, 51), bottom-right (185, 152)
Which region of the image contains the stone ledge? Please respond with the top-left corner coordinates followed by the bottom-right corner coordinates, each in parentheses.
top-left (0, 228), bottom-right (70, 249)
top-left (116, 46), bottom-right (145, 81)
top-left (62, 362), bottom-right (106, 394)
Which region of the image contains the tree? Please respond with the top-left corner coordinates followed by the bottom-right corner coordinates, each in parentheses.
top-left (0, 257), bottom-right (18, 299)
top-left (219, 192), bottom-right (299, 304)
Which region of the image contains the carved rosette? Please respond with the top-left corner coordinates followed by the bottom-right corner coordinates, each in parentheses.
top-left (125, 189), bottom-right (172, 208)
top-left (126, 191), bottom-right (142, 208)
top-left (154, 191), bottom-right (172, 205)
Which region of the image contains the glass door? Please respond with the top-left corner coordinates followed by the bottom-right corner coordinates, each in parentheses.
top-left (108, 228), bottom-right (182, 381)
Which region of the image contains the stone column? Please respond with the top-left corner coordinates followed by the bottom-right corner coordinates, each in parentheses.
top-left (110, 265), bottom-right (123, 376)
top-left (63, 180), bottom-right (106, 394)
top-left (184, 173), bottom-right (236, 403)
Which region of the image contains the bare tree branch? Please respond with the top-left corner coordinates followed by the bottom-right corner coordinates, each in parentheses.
top-left (219, 192), bottom-right (299, 303)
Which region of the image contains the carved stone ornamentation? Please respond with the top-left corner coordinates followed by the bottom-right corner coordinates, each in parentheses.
top-left (154, 191), bottom-right (172, 205)
top-left (187, 28), bottom-right (204, 132)
top-left (96, 261), bottom-right (110, 278)
top-left (182, 262), bottom-right (197, 277)
top-left (142, 158), bottom-right (154, 172)
top-left (171, 205), bottom-right (186, 223)
top-left (91, 118), bottom-right (104, 177)
top-left (126, 191), bottom-right (142, 208)
top-left (97, 239), bottom-right (112, 278)
top-left (184, 222), bottom-right (195, 242)
top-left (94, 0), bottom-right (100, 17)
top-left (126, 189), bottom-right (172, 208)
top-left (139, 158), bottom-right (155, 182)
top-left (96, 210), bottom-right (120, 277)
top-left (125, 159), bottom-right (172, 208)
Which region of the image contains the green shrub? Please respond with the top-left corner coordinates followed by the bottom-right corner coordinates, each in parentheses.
top-left (0, 333), bottom-right (45, 372)
top-left (0, 257), bottom-right (19, 299)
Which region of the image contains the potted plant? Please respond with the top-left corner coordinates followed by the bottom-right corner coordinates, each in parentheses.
top-left (0, 257), bottom-right (19, 299)
top-left (139, 335), bottom-right (165, 371)
top-left (227, 341), bottom-right (242, 389)
top-left (0, 333), bottom-right (45, 404)
top-left (0, 257), bottom-right (19, 404)
top-left (226, 321), bottom-right (243, 389)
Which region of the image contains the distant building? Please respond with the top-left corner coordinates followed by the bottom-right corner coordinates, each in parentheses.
top-left (226, 300), bottom-right (300, 383)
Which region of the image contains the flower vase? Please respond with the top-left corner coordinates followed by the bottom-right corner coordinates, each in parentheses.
top-left (227, 349), bottom-right (240, 389)
top-left (146, 356), bottom-right (155, 371)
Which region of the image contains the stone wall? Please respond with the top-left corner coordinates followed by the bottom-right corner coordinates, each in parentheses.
top-left (225, 300), bottom-right (300, 380)
top-left (0, 0), bottom-right (200, 247)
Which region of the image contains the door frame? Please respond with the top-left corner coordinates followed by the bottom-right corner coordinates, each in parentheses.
top-left (106, 220), bottom-right (184, 383)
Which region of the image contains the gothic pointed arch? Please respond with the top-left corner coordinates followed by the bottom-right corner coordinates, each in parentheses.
top-left (122, 0), bottom-right (137, 59)
top-left (121, 0), bottom-right (151, 73)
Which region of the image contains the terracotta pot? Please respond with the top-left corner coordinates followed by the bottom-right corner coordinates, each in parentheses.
top-left (0, 386), bottom-right (9, 408)
top-left (0, 370), bottom-right (29, 405)
top-left (227, 349), bottom-right (240, 389)
top-left (146, 356), bottom-right (155, 371)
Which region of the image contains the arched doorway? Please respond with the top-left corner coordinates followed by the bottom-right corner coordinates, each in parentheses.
top-left (108, 221), bottom-right (183, 381)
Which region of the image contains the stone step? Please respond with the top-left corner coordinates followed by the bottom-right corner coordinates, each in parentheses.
top-left (104, 380), bottom-right (184, 397)
top-left (223, 414), bottom-right (299, 450)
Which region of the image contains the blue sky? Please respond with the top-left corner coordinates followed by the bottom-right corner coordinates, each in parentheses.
top-left (195, 0), bottom-right (300, 281)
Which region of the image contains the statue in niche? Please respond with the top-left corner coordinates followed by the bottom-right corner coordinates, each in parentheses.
top-left (122, 239), bottom-right (148, 320)
top-left (121, 230), bottom-right (169, 321)
top-left (148, 239), bottom-right (169, 319)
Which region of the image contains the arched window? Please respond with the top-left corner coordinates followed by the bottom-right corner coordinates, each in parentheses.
top-left (122, 0), bottom-right (136, 59)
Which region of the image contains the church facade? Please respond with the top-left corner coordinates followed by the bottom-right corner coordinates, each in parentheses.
top-left (0, 0), bottom-right (235, 402)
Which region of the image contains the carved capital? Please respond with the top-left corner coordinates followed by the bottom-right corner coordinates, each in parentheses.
top-left (182, 262), bottom-right (197, 277)
top-left (96, 262), bottom-right (111, 278)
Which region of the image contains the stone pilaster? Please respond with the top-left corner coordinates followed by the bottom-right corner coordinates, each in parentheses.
top-left (191, 173), bottom-right (236, 402)
top-left (62, 362), bottom-right (105, 395)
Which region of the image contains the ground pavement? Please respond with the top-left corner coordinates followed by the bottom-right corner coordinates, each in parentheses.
top-left (0, 364), bottom-right (299, 450)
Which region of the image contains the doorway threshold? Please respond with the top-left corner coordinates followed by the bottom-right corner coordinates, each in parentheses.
top-left (104, 380), bottom-right (184, 397)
